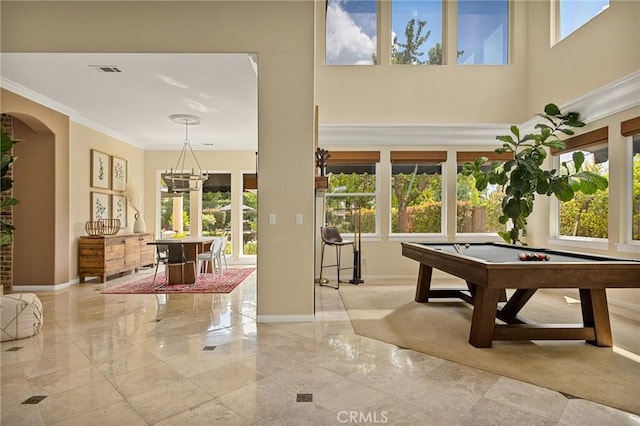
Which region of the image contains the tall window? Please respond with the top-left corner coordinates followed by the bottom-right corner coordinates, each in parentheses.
top-left (201, 173), bottom-right (232, 248)
top-left (390, 151), bottom-right (445, 234)
top-left (456, 152), bottom-right (509, 234)
top-left (558, 0), bottom-right (609, 41)
top-left (633, 135), bottom-right (640, 241)
top-left (621, 117), bottom-right (640, 241)
top-left (160, 174), bottom-right (191, 238)
top-left (326, 0), bottom-right (377, 65)
top-left (391, 1), bottom-right (443, 65)
top-left (457, 0), bottom-right (509, 65)
top-left (554, 128), bottom-right (609, 239)
top-left (325, 151), bottom-right (379, 234)
top-left (242, 173), bottom-right (258, 255)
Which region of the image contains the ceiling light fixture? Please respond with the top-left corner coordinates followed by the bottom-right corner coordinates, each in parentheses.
top-left (165, 114), bottom-right (208, 192)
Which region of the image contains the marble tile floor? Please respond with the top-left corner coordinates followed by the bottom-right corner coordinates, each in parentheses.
top-left (2, 269), bottom-right (639, 426)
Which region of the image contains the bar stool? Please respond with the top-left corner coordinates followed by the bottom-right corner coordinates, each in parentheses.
top-left (319, 226), bottom-right (355, 289)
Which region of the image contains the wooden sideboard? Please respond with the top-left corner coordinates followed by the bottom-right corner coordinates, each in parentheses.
top-left (78, 233), bottom-right (155, 283)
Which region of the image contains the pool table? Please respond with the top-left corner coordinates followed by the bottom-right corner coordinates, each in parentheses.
top-left (401, 242), bottom-right (640, 348)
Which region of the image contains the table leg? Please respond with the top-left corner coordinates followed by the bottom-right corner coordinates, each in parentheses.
top-left (497, 288), bottom-right (537, 324)
top-left (415, 264), bottom-right (433, 302)
top-left (469, 287), bottom-right (501, 348)
top-left (579, 288), bottom-right (613, 347)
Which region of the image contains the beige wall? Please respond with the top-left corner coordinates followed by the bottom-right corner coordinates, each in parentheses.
top-left (69, 122), bottom-right (146, 280)
top-left (526, 0), bottom-right (640, 114)
top-left (315, 0), bottom-right (530, 125)
top-left (1, 89), bottom-right (70, 287)
top-left (2, 1), bottom-right (316, 318)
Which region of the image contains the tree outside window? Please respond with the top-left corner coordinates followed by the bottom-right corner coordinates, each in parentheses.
top-left (326, 163), bottom-right (377, 234)
top-left (391, 1), bottom-right (443, 65)
top-left (391, 161), bottom-right (443, 233)
top-left (557, 145), bottom-right (609, 238)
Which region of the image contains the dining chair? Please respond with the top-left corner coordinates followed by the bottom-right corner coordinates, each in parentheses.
top-left (319, 226), bottom-right (355, 289)
top-left (197, 237), bottom-right (223, 279)
top-left (214, 236), bottom-right (229, 277)
top-left (151, 244), bottom-right (169, 284)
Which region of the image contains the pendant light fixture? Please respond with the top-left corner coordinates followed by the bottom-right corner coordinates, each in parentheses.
top-left (164, 114), bottom-right (208, 192)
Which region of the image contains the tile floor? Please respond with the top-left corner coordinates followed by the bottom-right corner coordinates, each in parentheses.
top-left (2, 268), bottom-right (639, 425)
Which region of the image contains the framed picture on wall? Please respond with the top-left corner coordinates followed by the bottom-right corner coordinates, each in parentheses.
top-left (111, 156), bottom-right (127, 192)
top-left (111, 194), bottom-right (127, 228)
top-left (91, 150), bottom-right (110, 189)
top-left (91, 192), bottom-right (110, 221)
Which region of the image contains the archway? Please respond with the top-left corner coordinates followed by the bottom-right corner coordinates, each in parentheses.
top-left (2, 113), bottom-right (57, 288)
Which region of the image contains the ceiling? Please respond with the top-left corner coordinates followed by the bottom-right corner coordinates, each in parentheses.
top-left (0, 53), bottom-right (258, 151)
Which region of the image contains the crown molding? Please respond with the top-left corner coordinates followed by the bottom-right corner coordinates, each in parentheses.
top-left (1, 77), bottom-right (146, 149)
top-left (321, 70), bottom-right (640, 148)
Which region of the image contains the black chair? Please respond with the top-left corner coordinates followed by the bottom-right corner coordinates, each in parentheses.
top-left (151, 244), bottom-right (169, 284)
top-left (319, 226), bottom-right (355, 289)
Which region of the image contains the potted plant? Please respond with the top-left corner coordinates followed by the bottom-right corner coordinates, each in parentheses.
top-left (1, 128), bottom-right (19, 247)
top-left (461, 103), bottom-right (608, 245)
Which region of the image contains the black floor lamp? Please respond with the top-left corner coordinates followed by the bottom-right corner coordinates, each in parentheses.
top-left (349, 206), bottom-right (364, 284)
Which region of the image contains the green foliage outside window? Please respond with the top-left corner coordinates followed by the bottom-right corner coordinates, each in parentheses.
top-left (559, 189), bottom-right (609, 238)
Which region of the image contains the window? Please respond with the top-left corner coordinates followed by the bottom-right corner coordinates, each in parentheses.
top-left (325, 151), bottom-right (379, 234)
top-left (390, 151), bottom-right (445, 234)
top-left (326, 0), bottom-right (377, 65)
top-left (201, 173), bottom-right (231, 247)
top-left (160, 174), bottom-right (191, 237)
top-left (242, 173), bottom-right (258, 255)
top-left (558, 0), bottom-right (609, 41)
top-left (633, 136), bottom-right (640, 241)
top-left (456, 152), bottom-right (509, 234)
top-left (457, 0), bottom-right (509, 65)
top-left (554, 128), bottom-right (609, 239)
top-left (391, 0), bottom-right (443, 65)
top-left (621, 117), bottom-right (640, 241)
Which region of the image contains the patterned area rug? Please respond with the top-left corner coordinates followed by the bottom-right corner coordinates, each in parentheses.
top-left (101, 268), bottom-right (255, 294)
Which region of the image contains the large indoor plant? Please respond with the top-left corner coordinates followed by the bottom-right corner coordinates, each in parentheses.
top-left (461, 103), bottom-right (608, 245)
top-left (0, 128), bottom-right (19, 247)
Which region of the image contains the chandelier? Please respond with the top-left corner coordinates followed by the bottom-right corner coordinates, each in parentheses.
top-left (165, 114), bottom-right (208, 192)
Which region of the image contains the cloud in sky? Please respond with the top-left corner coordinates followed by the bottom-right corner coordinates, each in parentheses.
top-left (326, 1), bottom-right (376, 65)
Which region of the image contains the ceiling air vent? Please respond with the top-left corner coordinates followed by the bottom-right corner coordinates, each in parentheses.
top-left (89, 65), bottom-right (122, 73)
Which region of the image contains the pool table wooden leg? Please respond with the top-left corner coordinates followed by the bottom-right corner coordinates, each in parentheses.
top-left (579, 288), bottom-right (613, 347)
top-left (469, 287), bottom-right (501, 348)
top-left (415, 264), bottom-right (433, 302)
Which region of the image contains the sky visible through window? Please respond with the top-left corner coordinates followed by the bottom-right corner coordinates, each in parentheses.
top-left (392, 1), bottom-right (442, 63)
top-left (327, 0), bottom-right (609, 65)
top-left (559, 0), bottom-right (609, 40)
top-left (326, 0), bottom-right (377, 65)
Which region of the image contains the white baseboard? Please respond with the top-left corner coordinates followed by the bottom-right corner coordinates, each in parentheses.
top-left (256, 314), bottom-right (314, 323)
top-left (11, 281), bottom-right (74, 292)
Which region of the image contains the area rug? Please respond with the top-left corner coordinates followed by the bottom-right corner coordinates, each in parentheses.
top-left (339, 281), bottom-right (640, 415)
top-left (102, 268), bottom-right (255, 294)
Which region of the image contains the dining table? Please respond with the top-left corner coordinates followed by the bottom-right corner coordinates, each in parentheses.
top-left (148, 237), bottom-right (215, 284)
